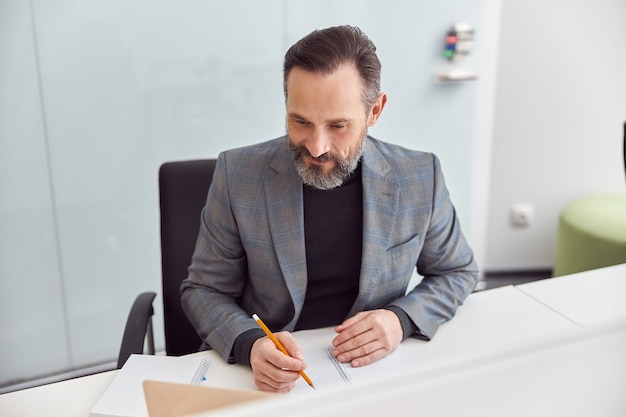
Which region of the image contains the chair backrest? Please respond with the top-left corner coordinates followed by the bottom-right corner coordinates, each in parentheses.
top-left (159, 159), bottom-right (217, 356)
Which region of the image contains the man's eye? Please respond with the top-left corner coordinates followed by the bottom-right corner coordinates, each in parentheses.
top-left (330, 124), bottom-right (345, 129)
top-left (295, 119), bottom-right (309, 126)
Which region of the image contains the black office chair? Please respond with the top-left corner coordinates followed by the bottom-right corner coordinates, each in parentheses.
top-left (117, 159), bottom-right (217, 368)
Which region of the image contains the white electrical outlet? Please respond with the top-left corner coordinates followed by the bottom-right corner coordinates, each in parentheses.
top-left (510, 204), bottom-right (534, 227)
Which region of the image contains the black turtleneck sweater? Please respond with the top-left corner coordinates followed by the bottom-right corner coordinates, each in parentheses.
top-left (295, 162), bottom-right (363, 329)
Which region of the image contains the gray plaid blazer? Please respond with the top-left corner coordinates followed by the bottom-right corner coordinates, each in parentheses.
top-left (181, 136), bottom-right (478, 361)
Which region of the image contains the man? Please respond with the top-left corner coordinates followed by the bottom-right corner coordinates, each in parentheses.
top-left (181, 25), bottom-right (478, 393)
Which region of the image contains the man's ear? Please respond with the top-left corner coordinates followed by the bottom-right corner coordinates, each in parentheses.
top-left (367, 93), bottom-right (387, 127)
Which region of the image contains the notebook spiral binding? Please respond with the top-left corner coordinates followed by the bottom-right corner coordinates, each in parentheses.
top-left (190, 357), bottom-right (210, 384)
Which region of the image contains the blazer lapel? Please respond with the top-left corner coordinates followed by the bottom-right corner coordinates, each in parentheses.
top-left (265, 142), bottom-right (308, 327)
top-left (263, 138), bottom-right (400, 322)
top-left (349, 140), bottom-right (400, 316)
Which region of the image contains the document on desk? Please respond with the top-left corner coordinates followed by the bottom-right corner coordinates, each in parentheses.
top-left (90, 354), bottom-right (210, 417)
top-left (290, 329), bottom-right (415, 394)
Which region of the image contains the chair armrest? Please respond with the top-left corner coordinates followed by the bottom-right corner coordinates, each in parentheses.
top-left (117, 291), bottom-right (157, 368)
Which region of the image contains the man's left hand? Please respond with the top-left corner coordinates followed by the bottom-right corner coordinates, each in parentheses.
top-left (331, 309), bottom-right (403, 367)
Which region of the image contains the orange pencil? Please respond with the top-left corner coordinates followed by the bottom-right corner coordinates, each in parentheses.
top-left (252, 314), bottom-right (315, 390)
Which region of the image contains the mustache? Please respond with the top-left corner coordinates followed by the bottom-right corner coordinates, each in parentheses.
top-left (291, 144), bottom-right (334, 163)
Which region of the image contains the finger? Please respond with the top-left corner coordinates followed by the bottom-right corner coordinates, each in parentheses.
top-left (333, 337), bottom-right (381, 364)
top-left (260, 362), bottom-right (302, 385)
top-left (333, 328), bottom-right (375, 356)
top-left (257, 381), bottom-right (296, 394)
top-left (335, 335), bottom-right (396, 366)
top-left (333, 313), bottom-right (376, 348)
top-left (254, 368), bottom-right (299, 393)
top-left (257, 333), bottom-right (306, 371)
top-left (252, 354), bottom-right (301, 392)
top-left (274, 331), bottom-right (306, 361)
top-left (334, 311), bottom-right (367, 332)
top-left (349, 345), bottom-right (389, 367)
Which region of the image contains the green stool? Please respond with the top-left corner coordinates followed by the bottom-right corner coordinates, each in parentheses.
top-left (553, 193), bottom-right (626, 277)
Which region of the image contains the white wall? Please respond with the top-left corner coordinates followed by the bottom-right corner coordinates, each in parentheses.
top-left (485, 0), bottom-right (626, 271)
top-left (0, 0), bottom-right (487, 388)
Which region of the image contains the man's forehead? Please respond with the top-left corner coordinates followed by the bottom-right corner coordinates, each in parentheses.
top-left (286, 64), bottom-right (361, 87)
top-left (286, 66), bottom-right (366, 118)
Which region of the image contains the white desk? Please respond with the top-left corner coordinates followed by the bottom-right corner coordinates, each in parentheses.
top-left (206, 323), bottom-right (626, 417)
top-left (400, 285), bottom-right (581, 375)
top-left (1, 265), bottom-right (624, 417)
top-left (0, 370), bottom-right (117, 417)
top-left (516, 263), bottom-right (626, 327)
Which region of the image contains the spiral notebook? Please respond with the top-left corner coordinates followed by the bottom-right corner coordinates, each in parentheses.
top-left (91, 354), bottom-right (210, 417)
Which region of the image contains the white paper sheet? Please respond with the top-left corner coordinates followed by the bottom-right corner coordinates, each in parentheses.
top-left (291, 330), bottom-right (415, 394)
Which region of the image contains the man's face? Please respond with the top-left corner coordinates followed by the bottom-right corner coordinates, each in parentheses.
top-left (286, 65), bottom-right (384, 190)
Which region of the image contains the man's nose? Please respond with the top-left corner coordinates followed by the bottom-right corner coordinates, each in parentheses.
top-left (306, 127), bottom-right (331, 158)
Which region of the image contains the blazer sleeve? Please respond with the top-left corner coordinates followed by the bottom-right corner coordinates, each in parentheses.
top-left (180, 152), bottom-right (260, 360)
top-left (388, 154), bottom-right (479, 339)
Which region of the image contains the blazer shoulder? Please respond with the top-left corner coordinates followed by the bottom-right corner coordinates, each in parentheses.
top-left (220, 136), bottom-right (285, 162)
top-left (369, 137), bottom-right (434, 161)
top-left (217, 136), bottom-right (289, 176)
top-left (367, 137), bottom-right (440, 182)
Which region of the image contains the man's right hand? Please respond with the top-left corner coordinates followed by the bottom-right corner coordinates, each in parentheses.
top-left (249, 331), bottom-right (307, 393)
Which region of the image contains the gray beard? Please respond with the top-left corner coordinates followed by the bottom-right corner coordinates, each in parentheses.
top-left (288, 136), bottom-right (365, 190)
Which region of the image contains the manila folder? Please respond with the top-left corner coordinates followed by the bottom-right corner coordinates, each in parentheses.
top-left (143, 380), bottom-right (273, 417)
